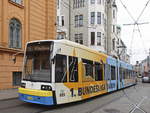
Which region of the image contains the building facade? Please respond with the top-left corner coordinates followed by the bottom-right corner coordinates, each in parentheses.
top-left (70, 0), bottom-right (107, 53)
top-left (56, 0), bottom-right (70, 40)
top-left (136, 54), bottom-right (150, 76)
top-left (106, 0), bottom-right (118, 57)
top-left (0, 0), bottom-right (56, 89)
top-left (116, 25), bottom-right (131, 63)
top-left (57, 0), bottom-right (130, 61)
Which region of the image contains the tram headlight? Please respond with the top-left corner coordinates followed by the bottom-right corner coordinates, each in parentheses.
top-left (21, 83), bottom-right (26, 88)
top-left (41, 85), bottom-right (52, 91)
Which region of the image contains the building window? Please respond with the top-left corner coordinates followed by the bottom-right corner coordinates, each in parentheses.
top-left (79, 33), bottom-right (83, 44)
top-left (9, 18), bottom-right (21, 49)
top-left (13, 72), bottom-right (22, 86)
top-left (74, 0), bottom-right (85, 8)
top-left (102, 13), bottom-right (105, 25)
top-left (73, 0), bottom-right (75, 8)
top-left (113, 9), bottom-right (115, 19)
top-left (77, 0), bottom-right (79, 8)
top-left (113, 25), bottom-right (115, 33)
top-left (61, 16), bottom-right (64, 26)
top-left (97, 12), bottom-right (101, 24)
top-left (97, 0), bottom-right (101, 4)
top-left (75, 33), bottom-right (83, 44)
top-left (57, 34), bottom-right (65, 39)
top-left (83, 0), bottom-right (85, 7)
top-left (75, 34), bottom-right (78, 42)
top-left (75, 15), bottom-right (78, 27)
top-left (79, 0), bottom-right (82, 7)
top-left (79, 15), bottom-right (83, 26)
top-left (91, 32), bottom-right (95, 45)
top-left (91, 12), bottom-right (95, 24)
top-left (75, 15), bottom-right (83, 27)
top-left (10, 0), bottom-right (22, 5)
top-left (91, 0), bottom-right (95, 4)
top-left (102, 0), bottom-right (104, 5)
top-left (112, 39), bottom-right (115, 50)
top-left (57, 0), bottom-right (60, 9)
top-left (97, 32), bottom-right (101, 46)
top-left (57, 16), bottom-right (59, 26)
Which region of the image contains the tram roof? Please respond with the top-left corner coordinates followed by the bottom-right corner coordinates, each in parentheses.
top-left (27, 39), bottom-right (108, 58)
top-left (118, 60), bottom-right (133, 69)
top-left (107, 56), bottom-right (117, 66)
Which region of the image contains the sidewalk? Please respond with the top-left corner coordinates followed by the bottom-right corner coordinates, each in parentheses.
top-left (0, 88), bottom-right (18, 100)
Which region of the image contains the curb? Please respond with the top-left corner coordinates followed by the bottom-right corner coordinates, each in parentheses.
top-left (0, 97), bottom-right (18, 101)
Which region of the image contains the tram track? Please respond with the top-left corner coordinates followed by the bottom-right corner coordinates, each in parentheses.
top-left (0, 98), bottom-right (52, 113)
top-left (0, 83), bottom-right (149, 113)
top-left (86, 84), bottom-right (140, 113)
top-left (0, 98), bottom-right (25, 111)
top-left (86, 93), bottom-right (124, 113)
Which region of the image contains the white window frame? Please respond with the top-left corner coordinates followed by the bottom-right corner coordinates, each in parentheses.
top-left (91, 12), bottom-right (95, 24)
top-left (11, 0), bottom-right (22, 5)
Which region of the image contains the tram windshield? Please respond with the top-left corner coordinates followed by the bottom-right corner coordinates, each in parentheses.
top-left (23, 41), bottom-right (53, 82)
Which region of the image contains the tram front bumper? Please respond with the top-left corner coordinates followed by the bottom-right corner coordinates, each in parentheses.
top-left (18, 88), bottom-right (54, 105)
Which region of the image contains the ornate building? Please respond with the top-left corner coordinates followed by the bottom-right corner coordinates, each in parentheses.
top-left (0, 0), bottom-right (56, 89)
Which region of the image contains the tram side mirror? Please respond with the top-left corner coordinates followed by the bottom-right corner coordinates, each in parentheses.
top-left (51, 56), bottom-right (55, 64)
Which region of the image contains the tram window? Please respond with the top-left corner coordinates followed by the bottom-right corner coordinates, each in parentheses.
top-left (69, 56), bottom-right (78, 82)
top-left (104, 64), bottom-right (108, 80)
top-left (129, 70), bottom-right (132, 79)
top-left (55, 54), bottom-right (67, 83)
top-left (132, 71), bottom-right (135, 78)
top-left (128, 70), bottom-right (130, 79)
top-left (33, 51), bottom-right (50, 70)
top-left (111, 66), bottom-right (116, 80)
top-left (41, 55), bottom-right (50, 69)
top-left (95, 62), bottom-right (103, 81)
top-left (34, 58), bottom-right (40, 70)
top-left (124, 69), bottom-right (127, 79)
top-left (126, 70), bottom-right (128, 79)
top-left (105, 64), bottom-right (111, 80)
top-left (82, 59), bottom-right (94, 79)
top-left (119, 67), bottom-right (123, 81)
top-left (125, 69), bottom-right (128, 79)
top-left (123, 68), bottom-right (125, 79)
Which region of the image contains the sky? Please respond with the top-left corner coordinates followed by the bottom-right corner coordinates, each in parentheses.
top-left (116, 0), bottom-right (150, 64)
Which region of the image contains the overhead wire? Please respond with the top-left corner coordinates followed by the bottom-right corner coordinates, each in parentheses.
top-left (118, 0), bottom-right (136, 57)
top-left (118, 0), bottom-right (150, 57)
top-left (136, 25), bottom-right (148, 54)
top-left (129, 25), bottom-right (136, 56)
top-left (119, 0), bottom-right (136, 22)
top-left (136, 0), bottom-right (150, 22)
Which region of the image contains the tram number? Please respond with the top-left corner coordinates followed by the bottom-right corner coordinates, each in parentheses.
top-left (70, 88), bottom-right (75, 97)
